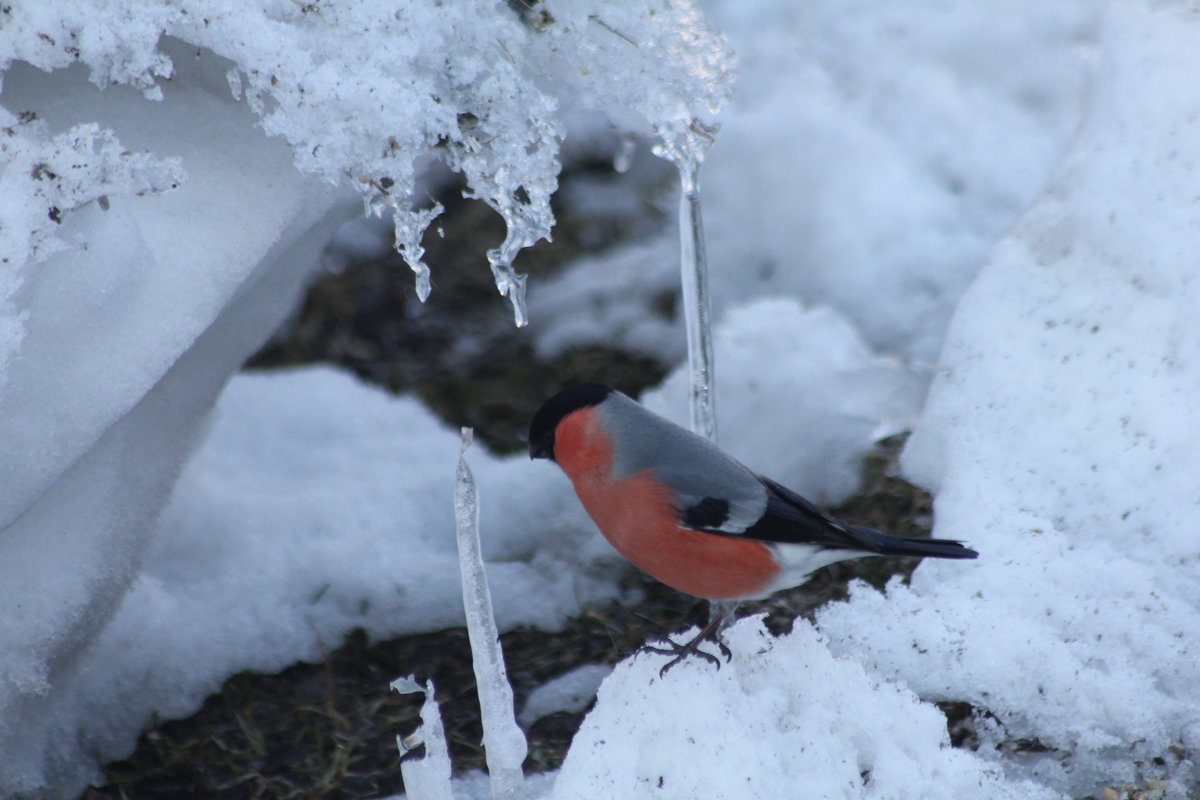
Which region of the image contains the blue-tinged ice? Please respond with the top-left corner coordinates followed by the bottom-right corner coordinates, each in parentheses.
top-left (391, 675), bottom-right (453, 800)
top-left (455, 428), bottom-right (527, 798)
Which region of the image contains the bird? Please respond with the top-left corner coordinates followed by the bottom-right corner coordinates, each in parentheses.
top-left (528, 383), bottom-right (978, 675)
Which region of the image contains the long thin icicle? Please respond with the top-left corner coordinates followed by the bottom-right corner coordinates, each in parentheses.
top-left (454, 428), bottom-right (527, 799)
top-left (655, 118), bottom-right (719, 443)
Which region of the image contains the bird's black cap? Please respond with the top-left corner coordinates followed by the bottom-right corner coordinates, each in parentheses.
top-left (528, 383), bottom-right (613, 461)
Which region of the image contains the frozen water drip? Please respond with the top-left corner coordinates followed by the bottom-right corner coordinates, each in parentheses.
top-left (455, 428), bottom-right (528, 798)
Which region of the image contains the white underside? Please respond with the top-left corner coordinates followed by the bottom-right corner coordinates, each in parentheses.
top-left (749, 544), bottom-right (873, 601)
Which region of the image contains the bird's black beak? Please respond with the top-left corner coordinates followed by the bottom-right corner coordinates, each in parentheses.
top-left (529, 441), bottom-right (553, 461)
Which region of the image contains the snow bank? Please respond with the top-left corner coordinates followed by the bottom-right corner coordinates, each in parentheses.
top-left (0, 42), bottom-right (351, 793)
top-left (554, 617), bottom-right (1058, 800)
top-left (817, 4), bottom-right (1200, 795)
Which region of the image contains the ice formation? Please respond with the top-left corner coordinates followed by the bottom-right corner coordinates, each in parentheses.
top-left (655, 118), bottom-right (721, 440)
top-left (0, 1), bottom-right (732, 795)
top-left (455, 429), bottom-right (527, 798)
top-left (392, 676), bottom-right (454, 800)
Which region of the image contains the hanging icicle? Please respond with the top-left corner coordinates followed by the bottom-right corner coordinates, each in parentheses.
top-left (654, 116), bottom-right (720, 443)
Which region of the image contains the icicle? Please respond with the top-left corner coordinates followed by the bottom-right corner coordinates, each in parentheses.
top-left (654, 117), bottom-right (719, 442)
top-left (613, 130), bottom-right (637, 174)
top-left (393, 202), bottom-right (444, 302)
top-left (391, 676), bottom-right (453, 800)
top-left (363, 189), bottom-right (392, 220)
top-left (481, 178), bottom-right (556, 328)
top-left (486, 204), bottom-right (536, 329)
top-left (488, 254), bottom-right (529, 328)
top-left (454, 428), bottom-right (527, 799)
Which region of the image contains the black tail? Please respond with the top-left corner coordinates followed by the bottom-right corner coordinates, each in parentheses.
top-left (847, 526), bottom-right (978, 560)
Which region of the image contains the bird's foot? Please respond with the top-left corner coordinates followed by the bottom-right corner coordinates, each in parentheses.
top-left (641, 614), bottom-right (732, 678)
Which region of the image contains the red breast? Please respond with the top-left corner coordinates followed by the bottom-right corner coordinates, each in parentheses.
top-left (555, 407), bottom-right (781, 600)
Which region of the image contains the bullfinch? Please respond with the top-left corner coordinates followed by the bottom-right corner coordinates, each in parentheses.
top-left (529, 383), bottom-right (978, 671)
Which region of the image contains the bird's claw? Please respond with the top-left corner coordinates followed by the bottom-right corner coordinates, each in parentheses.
top-left (643, 641), bottom-right (722, 677)
top-left (641, 630), bottom-right (732, 678)
top-left (637, 605), bottom-right (735, 677)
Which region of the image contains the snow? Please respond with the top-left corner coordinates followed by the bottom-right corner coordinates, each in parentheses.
top-left (3, 0), bottom-right (1199, 798)
top-left (0, 119), bottom-right (181, 381)
top-left (554, 617), bottom-right (1060, 800)
top-left (529, 0), bottom-right (1095, 365)
top-left (24, 291), bottom-right (915, 794)
top-left (37, 367), bottom-right (611, 792)
top-left (1, 0), bottom-right (730, 312)
top-left (0, 39), bottom-right (352, 794)
top-left (518, 664), bottom-right (613, 728)
top-left (817, 4), bottom-right (1200, 794)
top-left (644, 298), bottom-right (924, 505)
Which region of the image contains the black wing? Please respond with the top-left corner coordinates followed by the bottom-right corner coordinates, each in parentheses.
top-left (674, 477), bottom-right (848, 541)
top-left (680, 496), bottom-right (733, 531)
top-left (737, 477), bottom-right (865, 549)
top-left (739, 477), bottom-right (979, 559)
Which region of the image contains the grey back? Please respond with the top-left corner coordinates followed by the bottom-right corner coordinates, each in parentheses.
top-left (599, 391), bottom-right (766, 533)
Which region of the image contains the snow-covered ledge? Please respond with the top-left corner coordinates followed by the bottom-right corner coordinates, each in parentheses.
top-left (0, 40), bottom-right (353, 792)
